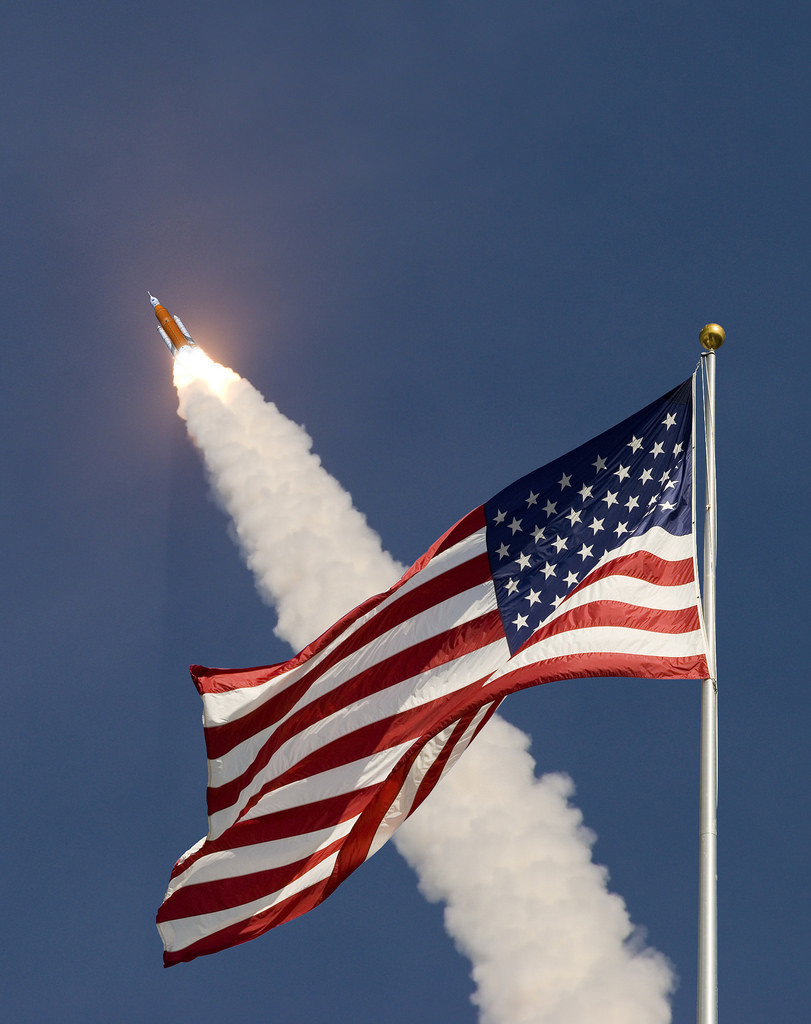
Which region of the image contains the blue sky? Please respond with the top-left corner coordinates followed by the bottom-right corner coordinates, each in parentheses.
top-left (2, 3), bottom-right (808, 1022)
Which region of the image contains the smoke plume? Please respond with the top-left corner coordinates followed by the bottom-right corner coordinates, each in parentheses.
top-left (173, 350), bottom-right (400, 645)
top-left (173, 347), bottom-right (675, 1023)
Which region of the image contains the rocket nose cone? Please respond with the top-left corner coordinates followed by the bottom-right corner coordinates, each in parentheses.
top-left (148, 292), bottom-right (159, 307)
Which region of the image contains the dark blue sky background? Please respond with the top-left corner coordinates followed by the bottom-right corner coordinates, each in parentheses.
top-left (2, 3), bottom-right (807, 1021)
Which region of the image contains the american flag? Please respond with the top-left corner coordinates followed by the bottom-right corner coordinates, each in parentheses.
top-left (157, 376), bottom-right (709, 966)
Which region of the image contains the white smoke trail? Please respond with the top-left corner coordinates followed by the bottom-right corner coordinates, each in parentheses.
top-left (395, 719), bottom-right (673, 1024)
top-left (174, 347), bottom-right (675, 1023)
top-left (173, 349), bottom-right (400, 645)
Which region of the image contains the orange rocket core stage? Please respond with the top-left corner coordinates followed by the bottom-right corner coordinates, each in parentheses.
top-left (149, 293), bottom-right (197, 355)
top-left (154, 301), bottom-right (192, 350)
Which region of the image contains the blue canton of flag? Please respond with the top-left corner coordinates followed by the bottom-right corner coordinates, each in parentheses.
top-left (485, 379), bottom-right (695, 656)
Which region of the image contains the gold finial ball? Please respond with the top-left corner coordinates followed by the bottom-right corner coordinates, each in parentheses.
top-left (699, 323), bottom-right (725, 351)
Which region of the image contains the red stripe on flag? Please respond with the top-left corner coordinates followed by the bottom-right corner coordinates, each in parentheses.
top-left (159, 833), bottom-right (346, 922)
top-left (580, 551), bottom-right (695, 590)
top-left (162, 875), bottom-right (334, 967)
top-left (521, 602), bottom-right (702, 652)
top-left (488, 651), bottom-right (709, 695)
top-left (168, 787), bottom-right (380, 882)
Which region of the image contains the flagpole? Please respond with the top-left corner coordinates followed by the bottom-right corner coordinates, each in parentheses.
top-left (697, 323), bottom-right (724, 1024)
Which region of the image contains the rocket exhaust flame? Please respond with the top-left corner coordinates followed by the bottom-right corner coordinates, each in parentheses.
top-left (173, 346), bottom-right (237, 400)
top-left (171, 348), bottom-right (676, 1023)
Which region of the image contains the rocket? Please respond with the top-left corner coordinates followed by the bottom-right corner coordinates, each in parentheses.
top-left (149, 293), bottom-right (197, 355)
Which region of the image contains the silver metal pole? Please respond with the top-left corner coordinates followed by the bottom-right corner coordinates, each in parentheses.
top-left (697, 323), bottom-right (724, 1024)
